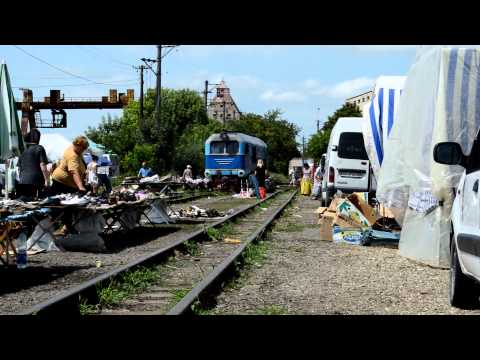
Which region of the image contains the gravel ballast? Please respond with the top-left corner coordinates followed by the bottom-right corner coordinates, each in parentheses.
top-left (212, 196), bottom-right (480, 315)
top-left (0, 194), bottom-right (256, 315)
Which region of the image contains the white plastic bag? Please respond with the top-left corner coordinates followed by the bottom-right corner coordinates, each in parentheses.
top-left (27, 218), bottom-right (60, 252)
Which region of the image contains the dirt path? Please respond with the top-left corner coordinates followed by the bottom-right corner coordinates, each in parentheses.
top-left (212, 196), bottom-right (480, 315)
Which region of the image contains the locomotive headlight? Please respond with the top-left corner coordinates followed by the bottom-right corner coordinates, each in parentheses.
top-left (205, 170), bottom-right (210, 177)
top-left (238, 170), bottom-right (245, 177)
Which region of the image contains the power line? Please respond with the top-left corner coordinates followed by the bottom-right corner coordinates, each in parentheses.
top-left (161, 46), bottom-right (178, 59)
top-left (76, 45), bottom-right (136, 69)
top-left (12, 45), bottom-right (120, 86)
top-left (12, 80), bottom-right (139, 89)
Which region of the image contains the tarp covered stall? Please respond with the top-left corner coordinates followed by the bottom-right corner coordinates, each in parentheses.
top-left (362, 76), bottom-right (406, 181)
top-left (377, 46), bottom-right (480, 268)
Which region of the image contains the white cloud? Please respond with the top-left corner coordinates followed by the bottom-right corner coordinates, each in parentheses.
top-left (303, 79), bottom-right (321, 89)
top-left (351, 45), bottom-right (419, 52)
top-left (310, 77), bottom-right (375, 99)
top-left (260, 90), bottom-right (306, 103)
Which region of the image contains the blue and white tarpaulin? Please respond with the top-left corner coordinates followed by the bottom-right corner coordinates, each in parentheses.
top-left (362, 76), bottom-right (406, 180)
top-left (376, 47), bottom-right (480, 268)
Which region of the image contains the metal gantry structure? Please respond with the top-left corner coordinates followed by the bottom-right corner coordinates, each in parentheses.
top-left (15, 88), bottom-right (134, 134)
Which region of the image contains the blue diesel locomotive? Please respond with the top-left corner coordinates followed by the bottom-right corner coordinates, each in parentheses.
top-left (204, 131), bottom-right (267, 187)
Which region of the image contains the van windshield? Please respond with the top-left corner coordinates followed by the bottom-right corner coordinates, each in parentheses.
top-left (338, 132), bottom-right (368, 160)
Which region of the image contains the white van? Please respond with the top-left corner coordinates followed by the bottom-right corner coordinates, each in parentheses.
top-left (321, 117), bottom-right (370, 206)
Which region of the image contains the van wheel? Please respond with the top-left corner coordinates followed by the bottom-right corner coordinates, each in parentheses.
top-left (449, 238), bottom-right (480, 309)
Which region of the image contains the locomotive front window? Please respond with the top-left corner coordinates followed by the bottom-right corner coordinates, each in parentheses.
top-left (226, 141), bottom-right (239, 154)
top-left (211, 141), bottom-right (225, 154)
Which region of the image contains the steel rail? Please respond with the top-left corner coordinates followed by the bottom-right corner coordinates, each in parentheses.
top-left (18, 189), bottom-right (290, 315)
top-left (167, 190), bottom-right (297, 315)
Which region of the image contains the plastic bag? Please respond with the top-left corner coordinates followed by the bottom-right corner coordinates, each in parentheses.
top-left (27, 218), bottom-right (60, 252)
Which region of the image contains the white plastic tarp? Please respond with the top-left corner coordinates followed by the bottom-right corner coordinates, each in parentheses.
top-left (0, 63), bottom-right (24, 161)
top-left (362, 76), bottom-right (406, 180)
top-left (377, 46), bottom-right (480, 268)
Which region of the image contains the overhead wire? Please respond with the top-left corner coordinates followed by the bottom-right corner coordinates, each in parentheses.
top-left (76, 45), bottom-right (136, 69)
top-left (12, 80), bottom-right (139, 89)
top-left (12, 45), bottom-right (127, 86)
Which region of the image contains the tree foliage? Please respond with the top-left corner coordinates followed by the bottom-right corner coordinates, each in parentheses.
top-left (226, 110), bottom-right (301, 174)
top-left (86, 88), bottom-right (207, 175)
top-left (306, 103), bottom-right (362, 161)
top-left (86, 89), bottom-right (301, 176)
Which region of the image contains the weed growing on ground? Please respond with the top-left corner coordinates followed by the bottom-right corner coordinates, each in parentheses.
top-left (169, 288), bottom-right (190, 303)
top-left (79, 296), bottom-right (100, 315)
top-left (256, 305), bottom-right (288, 315)
top-left (243, 240), bottom-right (269, 267)
top-left (207, 227), bottom-right (222, 241)
top-left (95, 266), bottom-right (160, 309)
top-left (207, 222), bottom-right (236, 241)
top-left (184, 239), bottom-right (200, 256)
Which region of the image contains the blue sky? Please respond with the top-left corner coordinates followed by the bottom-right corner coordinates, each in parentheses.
top-left (1, 45), bottom-right (419, 145)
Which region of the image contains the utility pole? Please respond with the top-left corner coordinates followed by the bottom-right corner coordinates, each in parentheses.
top-left (316, 107), bottom-right (320, 133)
top-left (203, 80), bottom-right (221, 118)
top-left (155, 45), bottom-right (162, 128)
top-left (138, 65), bottom-right (145, 129)
top-left (302, 136), bottom-right (305, 164)
top-left (203, 80), bottom-right (209, 112)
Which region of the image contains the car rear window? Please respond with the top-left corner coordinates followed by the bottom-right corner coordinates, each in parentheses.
top-left (338, 132), bottom-right (368, 160)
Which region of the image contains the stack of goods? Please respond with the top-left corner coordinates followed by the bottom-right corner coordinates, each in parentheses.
top-left (316, 192), bottom-right (400, 246)
top-left (169, 205), bottom-right (232, 219)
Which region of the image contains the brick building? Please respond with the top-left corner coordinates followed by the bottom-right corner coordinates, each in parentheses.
top-left (208, 80), bottom-right (241, 124)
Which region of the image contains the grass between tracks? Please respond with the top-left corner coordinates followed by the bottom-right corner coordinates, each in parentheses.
top-left (79, 266), bottom-right (161, 315)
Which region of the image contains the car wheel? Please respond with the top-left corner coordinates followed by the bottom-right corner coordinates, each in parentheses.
top-left (449, 236), bottom-right (480, 309)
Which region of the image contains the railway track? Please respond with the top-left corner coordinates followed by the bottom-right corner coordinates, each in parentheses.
top-left (18, 189), bottom-right (296, 315)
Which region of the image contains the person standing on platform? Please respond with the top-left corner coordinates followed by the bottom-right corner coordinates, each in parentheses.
top-left (86, 154), bottom-right (99, 194)
top-left (97, 154), bottom-right (112, 194)
top-left (17, 129), bottom-right (50, 199)
top-left (51, 136), bottom-right (89, 195)
top-left (300, 162), bottom-right (312, 196)
top-left (255, 159), bottom-right (267, 199)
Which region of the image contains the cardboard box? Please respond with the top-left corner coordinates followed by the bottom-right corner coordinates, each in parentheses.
top-left (333, 215), bottom-right (361, 229)
top-left (319, 211), bottom-right (335, 241)
top-left (347, 193), bottom-right (376, 226)
top-left (328, 197), bottom-right (342, 212)
top-left (336, 198), bottom-right (372, 228)
top-left (332, 226), bottom-right (367, 245)
top-left (315, 207), bottom-right (328, 215)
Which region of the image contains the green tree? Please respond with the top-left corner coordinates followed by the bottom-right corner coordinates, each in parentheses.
top-left (306, 103), bottom-right (361, 160)
top-left (173, 118), bottom-right (223, 176)
top-left (226, 109), bottom-right (301, 174)
top-left (86, 88), bottom-right (207, 174)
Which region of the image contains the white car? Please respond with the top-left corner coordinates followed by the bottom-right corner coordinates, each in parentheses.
top-left (434, 140), bottom-right (480, 308)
